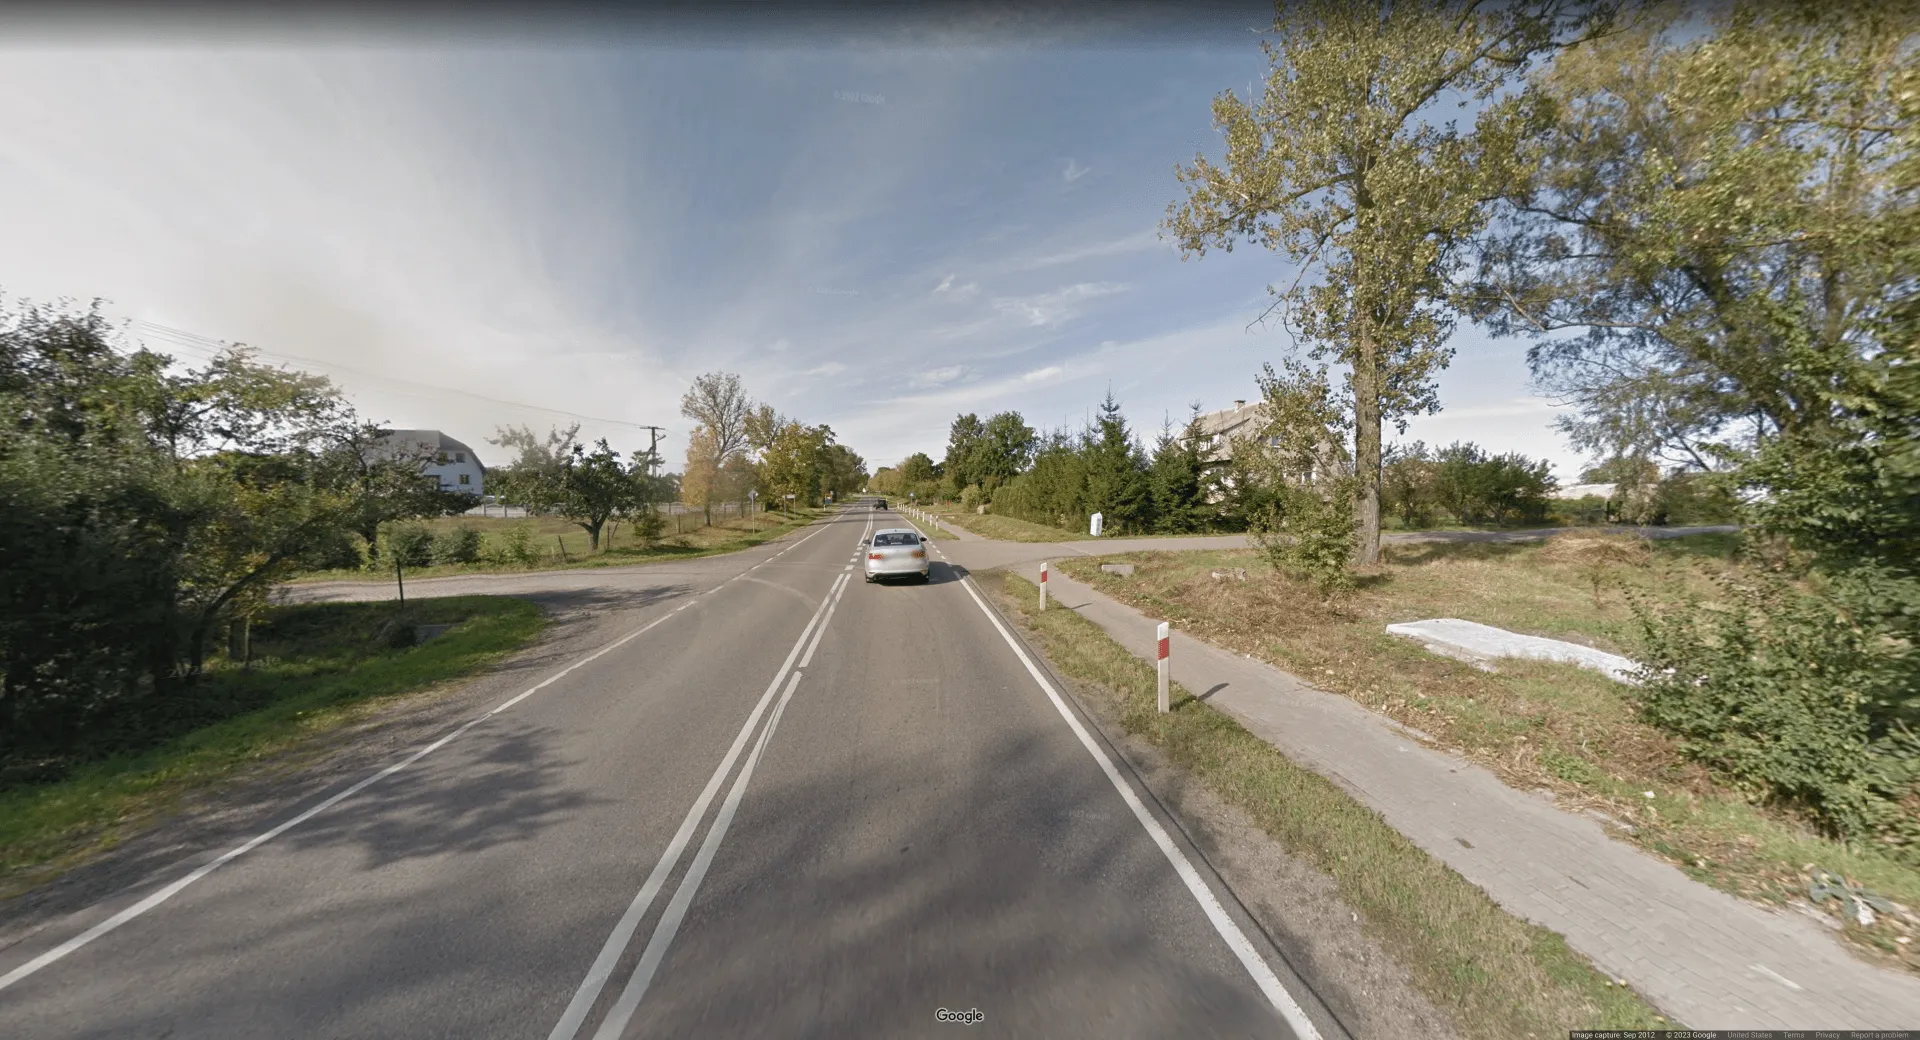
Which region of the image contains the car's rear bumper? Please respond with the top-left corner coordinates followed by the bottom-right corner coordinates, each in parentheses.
top-left (865, 560), bottom-right (929, 579)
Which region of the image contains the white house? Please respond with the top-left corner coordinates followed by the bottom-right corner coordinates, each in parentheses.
top-left (372, 429), bottom-right (485, 495)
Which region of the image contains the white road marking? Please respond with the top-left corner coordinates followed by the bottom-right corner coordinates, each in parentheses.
top-left (798, 573), bottom-right (851, 669)
top-left (0, 606), bottom-right (685, 995)
top-left (549, 533), bottom-right (860, 1040)
top-left (1751, 963), bottom-right (1802, 991)
top-left (954, 576), bottom-right (1324, 1040)
top-left (590, 666), bottom-right (806, 1040)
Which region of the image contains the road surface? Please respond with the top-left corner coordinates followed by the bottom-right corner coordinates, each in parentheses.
top-left (0, 506), bottom-right (1337, 1039)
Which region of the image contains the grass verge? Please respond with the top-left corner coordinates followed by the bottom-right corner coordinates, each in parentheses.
top-left (986, 570), bottom-right (1666, 1037)
top-left (0, 595), bottom-right (545, 899)
top-left (288, 507), bottom-right (830, 584)
top-left (922, 507), bottom-right (1092, 542)
top-left (1055, 534), bottom-right (1920, 971)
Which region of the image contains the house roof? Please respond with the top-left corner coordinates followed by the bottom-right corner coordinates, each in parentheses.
top-left (1189, 400), bottom-right (1268, 442)
top-left (379, 429), bottom-right (484, 469)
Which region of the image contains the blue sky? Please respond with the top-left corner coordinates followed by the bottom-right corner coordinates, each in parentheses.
top-left (0, 5), bottom-right (1580, 479)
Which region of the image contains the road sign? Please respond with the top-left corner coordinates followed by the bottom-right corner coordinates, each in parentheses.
top-left (784, 493), bottom-right (796, 500)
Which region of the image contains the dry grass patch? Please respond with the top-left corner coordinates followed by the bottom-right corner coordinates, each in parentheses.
top-left (1057, 534), bottom-right (1920, 972)
top-left (986, 571), bottom-right (1666, 1038)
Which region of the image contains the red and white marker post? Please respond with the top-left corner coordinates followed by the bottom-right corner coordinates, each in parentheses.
top-left (1156, 621), bottom-right (1171, 714)
top-left (1039, 561), bottom-right (1049, 611)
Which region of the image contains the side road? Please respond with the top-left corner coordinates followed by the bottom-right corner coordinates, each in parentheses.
top-left (1006, 562), bottom-right (1920, 1030)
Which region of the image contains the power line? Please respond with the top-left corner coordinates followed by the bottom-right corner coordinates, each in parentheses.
top-left (127, 318), bottom-right (674, 436)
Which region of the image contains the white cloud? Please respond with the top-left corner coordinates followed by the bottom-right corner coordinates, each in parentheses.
top-left (991, 281), bottom-right (1129, 327)
top-left (912, 365), bottom-right (968, 388)
top-left (987, 228), bottom-right (1164, 275)
top-left (1062, 158), bottom-right (1090, 183)
top-left (932, 273), bottom-right (978, 299)
top-left (1021, 364), bottom-right (1065, 383)
top-left (803, 361), bottom-right (848, 377)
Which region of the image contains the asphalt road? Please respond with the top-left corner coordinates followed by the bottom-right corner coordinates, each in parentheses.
top-left (0, 507), bottom-right (1334, 1039)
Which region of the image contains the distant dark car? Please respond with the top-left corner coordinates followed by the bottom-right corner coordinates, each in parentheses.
top-left (874, 499), bottom-right (887, 510)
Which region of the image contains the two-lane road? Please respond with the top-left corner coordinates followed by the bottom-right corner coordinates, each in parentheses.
top-left (0, 507), bottom-right (1335, 1039)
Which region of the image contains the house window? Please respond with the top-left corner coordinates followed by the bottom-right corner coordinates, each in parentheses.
top-left (436, 452), bottom-right (448, 465)
top-left (455, 452), bottom-right (466, 463)
top-left (459, 473), bottom-right (471, 485)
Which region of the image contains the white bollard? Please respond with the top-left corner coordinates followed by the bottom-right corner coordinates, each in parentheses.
top-left (1156, 621), bottom-right (1170, 714)
top-left (1039, 561), bottom-right (1049, 611)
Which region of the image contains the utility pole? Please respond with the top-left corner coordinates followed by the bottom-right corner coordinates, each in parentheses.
top-left (637, 426), bottom-right (666, 476)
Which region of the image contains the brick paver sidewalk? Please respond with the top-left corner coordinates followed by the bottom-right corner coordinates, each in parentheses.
top-left (1009, 562), bottom-right (1920, 1030)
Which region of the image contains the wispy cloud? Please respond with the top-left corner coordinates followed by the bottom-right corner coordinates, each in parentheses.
top-left (932, 273), bottom-right (979, 299)
top-left (803, 361), bottom-right (848, 377)
top-left (986, 228), bottom-right (1164, 275)
top-left (1062, 158), bottom-right (1091, 183)
top-left (991, 281), bottom-right (1129, 327)
top-left (1021, 364), bottom-right (1065, 383)
top-left (912, 365), bottom-right (969, 388)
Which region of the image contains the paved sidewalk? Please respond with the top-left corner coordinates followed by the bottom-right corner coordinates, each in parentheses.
top-left (1006, 561), bottom-right (1920, 1030)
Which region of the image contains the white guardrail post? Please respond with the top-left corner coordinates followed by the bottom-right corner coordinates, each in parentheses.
top-left (1039, 561), bottom-right (1048, 611)
top-left (1156, 621), bottom-right (1170, 714)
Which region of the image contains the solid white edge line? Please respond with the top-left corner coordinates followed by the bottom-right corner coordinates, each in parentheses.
top-left (954, 576), bottom-right (1324, 1040)
top-left (0, 607), bottom-right (683, 996)
top-left (547, 532), bottom-right (854, 1040)
top-left (590, 667), bottom-right (806, 1040)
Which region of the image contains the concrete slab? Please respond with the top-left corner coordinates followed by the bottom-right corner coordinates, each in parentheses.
top-left (1385, 618), bottom-right (1643, 684)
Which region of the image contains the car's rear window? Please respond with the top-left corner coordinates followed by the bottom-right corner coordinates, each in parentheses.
top-left (873, 532), bottom-right (918, 546)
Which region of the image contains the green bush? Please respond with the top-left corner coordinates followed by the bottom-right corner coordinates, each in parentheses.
top-left (959, 483), bottom-right (984, 510)
top-left (1632, 569), bottom-right (1920, 859)
top-left (1555, 494), bottom-right (1610, 526)
top-left (433, 526), bottom-right (483, 565)
top-left (487, 525), bottom-right (540, 566)
top-left (1251, 481), bottom-right (1357, 596)
top-left (628, 509), bottom-right (666, 546)
top-left (1434, 442), bottom-right (1554, 526)
top-left (385, 524), bottom-right (435, 568)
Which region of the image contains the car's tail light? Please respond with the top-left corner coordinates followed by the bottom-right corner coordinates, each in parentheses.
top-left (868, 552), bottom-right (883, 560)
top-left (910, 550), bottom-right (925, 558)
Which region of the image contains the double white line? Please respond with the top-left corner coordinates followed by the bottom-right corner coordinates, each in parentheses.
top-left (547, 531), bottom-right (861, 1040)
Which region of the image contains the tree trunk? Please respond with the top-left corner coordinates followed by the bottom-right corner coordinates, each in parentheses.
top-left (1351, 328), bottom-right (1383, 567)
top-left (586, 521), bottom-right (603, 551)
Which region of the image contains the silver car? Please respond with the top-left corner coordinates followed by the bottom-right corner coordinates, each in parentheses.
top-left (864, 528), bottom-right (930, 583)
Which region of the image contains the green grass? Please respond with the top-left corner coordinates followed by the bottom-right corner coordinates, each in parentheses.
top-left (288, 507), bottom-right (830, 584)
top-left (0, 596), bottom-right (546, 898)
top-left (1054, 533), bottom-right (1920, 972)
top-left (922, 507), bottom-right (1093, 543)
top-left (986, 570), bottom-right (1668, 1038)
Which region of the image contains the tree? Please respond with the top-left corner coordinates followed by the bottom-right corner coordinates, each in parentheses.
top-left (818, 442), bottom-right (869, 501)
top-left (1474, 0), bottom-right (1916, 472)
top-left (1147, 410), bottom-right (1210, 533)
top-left (340, 424), bottom-right (476, 564)
top-left (760, 421), bottom-right (831, 507)
top-left (898, 452), bottom-right (939, 496)
top-left (682, 372), bottom-right (755, 524)
top-left (1080, 391), bottom-right (1150, 534)
top-left (976, 411), bottom-right (1038, 491)
top-left (943, 413), bottom-right (987, 490)
top-left (1165, 0), bottom-right (1608, 564)
top-left (488, 423), bottom-right (582, 513)
top-left (681, 372), bottom-right (753, 464)
top-left (551, 439), bottom-right (634, 551)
